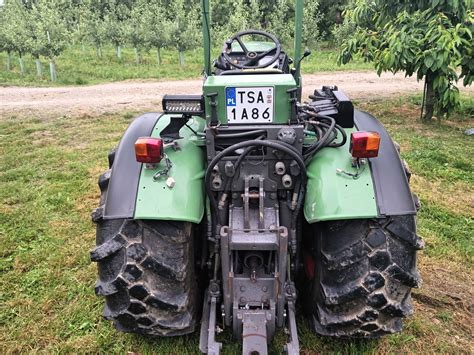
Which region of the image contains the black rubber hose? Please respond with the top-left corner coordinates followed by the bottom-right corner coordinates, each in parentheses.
top-left (205, 140), bottom-right (307, 231)
top-left (304, 116), bottom-right (336, 161)
top-left (328, 123), bottom-right (347, 147)
top-left (223, 136), bottom-right (265, 193)
top-left (214, 129), bottom-right (266, 139)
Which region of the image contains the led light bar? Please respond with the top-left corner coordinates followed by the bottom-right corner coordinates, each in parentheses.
top-left (162, 95), bottom-right (204, 116)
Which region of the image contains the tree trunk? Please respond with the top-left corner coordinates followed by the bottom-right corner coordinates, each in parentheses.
top-left (81, 43), bottom-right (85, 53)
top-left (18, 54), bottom-right (25, 75)
top-left (179, 51), bottom-right (185, 66)
top-left (116, 45), bottom-right (122, 59)
top-left (49, 59), bottom-right (57, 82)
top-left (422, 75), bottom-right (435, 122)
top-left (6, 51), bottom-right (12, 71)
top-left (97, 46), bottom-right (102, 58)
top-left (35, 56), bottom-right (43, 77)
top-left (157, 47), bottom-right (161, 65)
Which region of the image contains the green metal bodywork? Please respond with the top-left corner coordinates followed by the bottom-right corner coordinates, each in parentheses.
top-left (304, 128), bottom-right (378, 223)
top-left (203, 74), bottom-right (297, 125)
top-left (134, 115), bottom-right (206, 223)
top-left (133, 119), bottom-right (378, 223)
top-left (134, 0), bottom-right (378, 224)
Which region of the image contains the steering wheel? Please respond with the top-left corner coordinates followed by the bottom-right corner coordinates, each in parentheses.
top-left (222, 30), bottom-right (282, 70)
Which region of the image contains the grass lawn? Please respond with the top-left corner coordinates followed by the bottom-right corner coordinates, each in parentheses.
top-left (0, 46), bottom-right (373, 87)
top-left (0, 98), bottom-right (472, 353)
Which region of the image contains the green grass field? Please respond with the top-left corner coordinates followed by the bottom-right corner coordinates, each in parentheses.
top-left (0, 97), bottom-right (472, 353)
top-left (0, 46), bottom-right (373, 87)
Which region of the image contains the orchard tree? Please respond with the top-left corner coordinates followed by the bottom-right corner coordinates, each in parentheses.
top-left (0, 6), bottom-right (15, 71)
top-left (127, 0), bottom-right (148, 64)
top-left (25, 6), bottom-right (44, 77)
top-left (144, 0), bottom-right (171, 65)
top-left (212, 0), bottom-right (249, 46)
top-left (339, 1), bottom-right (474, 121)
top-left (246, 0), bottom-right (262, 30)
top-left (33, 0), bottom-right (71, 81)
top-left (302, 0), bottom-right (321, 49)
top-left (318, 0), bottom-right (348, 39)
top-left (84, 3), bottom-right (107, 57)
top-left (267, 0), bottom-right (294, 47)
top-left (169, 0), bottom-right (200, 66)
top-left (104, 0), bottom-right (129, 59)
top-left (74, 1), bottom-right (92, 53)
top-left (2, 0), bottom-right (30, 75)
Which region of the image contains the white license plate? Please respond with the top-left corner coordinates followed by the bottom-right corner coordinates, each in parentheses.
top-left (226, 87), bottom-right (274, 124)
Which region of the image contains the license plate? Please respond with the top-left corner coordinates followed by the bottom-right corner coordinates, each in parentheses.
top-left (226, 87), bottom-right (274, 124)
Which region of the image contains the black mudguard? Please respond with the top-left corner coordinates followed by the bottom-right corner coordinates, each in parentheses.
top-left (103, 113), bottom-right (163, 219)
top-left (354, 110), bottom-right (417, 216)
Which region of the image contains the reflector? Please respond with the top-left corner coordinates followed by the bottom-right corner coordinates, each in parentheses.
top-left (135, 137), bottom-right (164, 164)
top-left (350, 131), bottom-right (381, 158)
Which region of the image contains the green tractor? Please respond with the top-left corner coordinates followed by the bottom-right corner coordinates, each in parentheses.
top-left (90, 1), bottom-right (423, 353)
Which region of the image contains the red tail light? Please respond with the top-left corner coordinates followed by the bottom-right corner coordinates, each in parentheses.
top-left (135, 137), bottom-right (164, 163)
top-left (350, 131), bottom-right (381, 158)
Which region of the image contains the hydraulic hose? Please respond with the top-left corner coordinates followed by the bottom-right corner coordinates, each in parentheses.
top-left (223, 136), bottom-right (265, 193)
top-left (205, 139), bottom-right (307, 232)
top-left (214, 129), bottom-right (266, 139)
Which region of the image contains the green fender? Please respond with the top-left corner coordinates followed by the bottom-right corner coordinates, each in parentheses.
top-left (134, 115), bottom-right (206, 223)
top-left (304, 127), bottom-right (379, 223)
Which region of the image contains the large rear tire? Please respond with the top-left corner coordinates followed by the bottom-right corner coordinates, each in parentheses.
top-left (304, 216), bottom-right (423, 337)
top-left (91, 170), bottom-right (198, 336)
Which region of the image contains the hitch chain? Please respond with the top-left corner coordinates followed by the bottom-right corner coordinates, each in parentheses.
top-left (153, 155), bottom-right (173, 181)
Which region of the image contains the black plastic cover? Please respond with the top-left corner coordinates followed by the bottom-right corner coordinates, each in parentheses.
top-left (103, 113), bottom-right (163, 219)
top-left (309, 86), bottom-right (354, 128)
top-left (354, 110), bottom-right (417, 216)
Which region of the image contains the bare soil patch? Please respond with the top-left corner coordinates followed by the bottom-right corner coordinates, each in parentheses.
top-left (4, 71), bottom-right (472, 119)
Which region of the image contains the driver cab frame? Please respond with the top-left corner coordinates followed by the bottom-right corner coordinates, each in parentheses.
top-left (201, 0), bottom-right (305, 86)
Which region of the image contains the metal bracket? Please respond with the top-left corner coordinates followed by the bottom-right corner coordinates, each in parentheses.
top-left (242, 310), bottom-right (269, 355)
top-left (284, 298), bottom-right (300, 354)
top-left (287, 88), bottom-right (299, 124)
top-left (160, 115), bottom-right (190, 141)
top-left (207, 92), bottom-right (219, 127)
top-left (199, 289), bottom-right (222, 355)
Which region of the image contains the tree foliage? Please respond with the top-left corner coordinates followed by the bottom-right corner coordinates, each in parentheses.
top-left (143, 0), bottom-right (171, 65)
top-left (318, 0), bottom-right (348, 39)
top-left (31, 0), bottom-right (71, 60)
top-left (0, 0), bottom-right (326, 77)
top-left (169, 0), bottom-right (200, 65)
top-left (104, 0), bottom-right (129, 58)
top-left (2, 0), bottom-right (29, 57)
top-left (339, 0), bottom-right (474, 121)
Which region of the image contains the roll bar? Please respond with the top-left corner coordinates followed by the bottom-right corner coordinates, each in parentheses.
top-left (201, 0), bottom-right (305, 84)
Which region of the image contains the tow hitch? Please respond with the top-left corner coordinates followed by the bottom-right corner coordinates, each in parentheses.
top-left (199, 176), bottom-right (300, 354)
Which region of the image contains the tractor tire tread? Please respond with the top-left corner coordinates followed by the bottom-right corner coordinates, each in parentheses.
top-left (91, 170), bottom-right (197, 336)
top-left (308, 215), bottom-right (422, 337)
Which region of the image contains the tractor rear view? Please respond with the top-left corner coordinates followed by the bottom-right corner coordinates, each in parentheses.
top-left (90, 1), bottom-right (423, 354)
